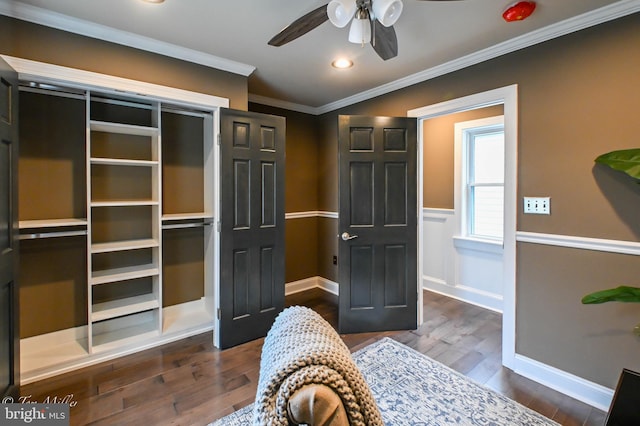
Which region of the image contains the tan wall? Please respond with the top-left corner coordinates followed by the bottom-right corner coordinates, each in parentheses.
top-left (0, 16), bottom-right (248, 110)
top-left (249, 103), bottom-right (321, 282)
top-left (313, 13), bottom-right (640, 388)
top-left (517, 243), bottom-right (640, 387)
top-left (249, 103), bottom-right (319, 213)
top-left (422, 105), bottom-right (504, 209)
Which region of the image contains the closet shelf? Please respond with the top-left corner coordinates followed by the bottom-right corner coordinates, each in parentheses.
top-left (91, 157), bottom-right (159, 167)
top-left (90, 200), bottom-right (159, 207)
top-left (91, 238), bottom-right (159, 254)
top-left (91, 264), bottom-right (159, 286)
top-left (91, 294), bottom-right (159, 323)
top-left (90, 120), bottom-right (159, 137)
top-left (92, 322), bottom-right (160, 354)
top-left (19, 218), bottom-right (88, 229)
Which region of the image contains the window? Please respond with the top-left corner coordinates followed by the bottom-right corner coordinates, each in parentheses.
top-left (455, 116), bottom-right (505, 241)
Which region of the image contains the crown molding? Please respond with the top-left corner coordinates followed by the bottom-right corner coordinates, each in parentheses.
top-left (0, 0), bottom-right (256, 77)
top-left (253, 0), bottom-right (640, 115)
top-left (248, 94), bottom-right (319, 116)
top-left (2, 0), bottom-right (638, 112)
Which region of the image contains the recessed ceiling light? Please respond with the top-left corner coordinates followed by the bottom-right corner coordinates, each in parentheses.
top-left (142, 0), bottom-right (165, 3)
top-left (332, 58), bottom-right (353, 69)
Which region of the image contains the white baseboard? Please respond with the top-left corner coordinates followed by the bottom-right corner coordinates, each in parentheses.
top-left (285, 276), bottom-right (339, 296)
top-left (422, 276), bottom-right (503, 313)
top-left (512, 354), bottom-right (614, 412)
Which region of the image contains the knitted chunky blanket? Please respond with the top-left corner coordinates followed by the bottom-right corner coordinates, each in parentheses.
top-left (253, 306), bottom-right (383, 426)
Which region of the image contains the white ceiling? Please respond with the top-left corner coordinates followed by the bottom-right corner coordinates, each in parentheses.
top-left (2, 0), bottom-right (638, 113)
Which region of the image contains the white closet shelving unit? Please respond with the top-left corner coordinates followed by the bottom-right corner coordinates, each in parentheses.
top-left (6, 55), bottom-right (228, 384)
top-left (87, 98), bottom-right (162, 353)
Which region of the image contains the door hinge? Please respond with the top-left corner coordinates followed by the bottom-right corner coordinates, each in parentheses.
top-left (217, 134), bottom-right (221, 145)
top-left (217, 221), bottom-right (221, 232)
top-left (217, 308), bottom-right (221, 320)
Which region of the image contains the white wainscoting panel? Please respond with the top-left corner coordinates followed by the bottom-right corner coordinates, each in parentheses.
top-left (422, 208), bottom-right (503, 312)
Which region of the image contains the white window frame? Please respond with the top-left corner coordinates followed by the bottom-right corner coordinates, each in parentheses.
top-left (454, 115), bottom-right (505, 246)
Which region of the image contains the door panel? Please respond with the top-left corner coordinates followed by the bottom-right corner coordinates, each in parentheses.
top-left (0, 56), bottom-right (18, 398)
top-left (338, 115), bottom-right (417, 334)
top-left (219, 109), bottom-right (285, 349)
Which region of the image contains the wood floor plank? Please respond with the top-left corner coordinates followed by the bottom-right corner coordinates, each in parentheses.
top-left (18, 290), bottom-right (607, 425)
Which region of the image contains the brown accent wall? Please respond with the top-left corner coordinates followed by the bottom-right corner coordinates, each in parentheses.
top-left (162, 228), bottom-right (205, 307)
top-left (422, 105), bottom-right (504, 209)
top-left (317, 217), bottom-right (339, 283)
top-left (19, 237), bottom-right (87, 338)
top-left (285, 218), bottom-right (319, 283)
top-left (517, 243), bottom-right (640, 388)
top-left (249, 103), bottom-right (321, 282)
top-left (312, 13), bottom-right (640, 388)
top-left (0, 16), bottom-right (248, 110)
top-left (249, 103), bottom-right (319, 213)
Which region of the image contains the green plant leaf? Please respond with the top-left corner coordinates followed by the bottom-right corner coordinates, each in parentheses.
top-left (595, 149), bottom-right (640, 181)
top-left (581, 286), bottom-right (640, 304)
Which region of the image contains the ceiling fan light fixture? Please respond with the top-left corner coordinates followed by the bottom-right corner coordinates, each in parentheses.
top-left (372, 0), bottom-right (404, 27)
top-left (328, 0), bottom-right (357, 28)
top-left (348, 8), bottom-right (371, 45)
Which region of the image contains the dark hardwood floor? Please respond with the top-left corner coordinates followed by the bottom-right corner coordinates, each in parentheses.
top-left (19, 290), bottom-right (607, 425)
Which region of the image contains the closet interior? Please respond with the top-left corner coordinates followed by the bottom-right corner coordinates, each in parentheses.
top-left (18, 80), bottom-right (220, 383)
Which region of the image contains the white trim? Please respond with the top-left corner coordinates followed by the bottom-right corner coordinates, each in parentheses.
top-left (285, 211), bottom-right (339, 220)
top-left (423, 276), bottom-right (503, 313)
top-left (512, 354), bottom-right (614, 412)
top-left (285, 276), bottom-right (339, 296)
top-left (252, 1), bottom-right (640, 114)
top-left (317, 211), bottom-right (339, 219)
top-left (452, 236), bottom-right (504, 255)
top-left (317, 277), bottom-right (340, 296)
top-left (422, 207), bottom-right (455, 218)
top-left (517, 231), bottom-right (640, 256)
top-left (0, 0), bottom-right (255, 77)
top-left (409, 83), bottom-right (519, 370)
top-left (1, 55), bottom-right (229, 110)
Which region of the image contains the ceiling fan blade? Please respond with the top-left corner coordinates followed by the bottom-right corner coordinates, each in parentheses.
top-left (372, 20), bottom-right (398, 61)
top-left (268, 4), bottom-right (330, 47)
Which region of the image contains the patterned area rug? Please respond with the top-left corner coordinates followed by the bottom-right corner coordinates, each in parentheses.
top-left (211, 337), bottom-right (558, 425)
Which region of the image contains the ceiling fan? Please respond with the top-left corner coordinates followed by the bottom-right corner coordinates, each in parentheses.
top-left (268, 0), bottom-right (464, 61)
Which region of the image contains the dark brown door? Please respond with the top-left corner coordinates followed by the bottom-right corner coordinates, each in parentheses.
top-left (219, 108), bottom-right (285, 349)
top-left (0, 57), bottom-right (19, 397)
top-left (338, 115), bottom-right (418, 334)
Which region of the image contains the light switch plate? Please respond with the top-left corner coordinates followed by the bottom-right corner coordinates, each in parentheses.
top-left (523, 197), bottom-right (550, 214)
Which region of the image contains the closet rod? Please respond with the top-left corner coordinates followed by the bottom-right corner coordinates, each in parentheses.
top-left (19, 85), bottom-right (86, 100)
top-left (19, 230), bottom-right (88, 240)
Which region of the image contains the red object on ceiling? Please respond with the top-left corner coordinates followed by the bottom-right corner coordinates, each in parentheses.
top-left (502, 1), bottom-right (537, 22)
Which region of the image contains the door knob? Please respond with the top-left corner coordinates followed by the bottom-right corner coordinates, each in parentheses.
top-left (340, 232), bottom-right (358, 241)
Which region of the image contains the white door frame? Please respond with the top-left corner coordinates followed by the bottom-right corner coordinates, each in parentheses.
top-left (408, 84), bottom-right (518, 369)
